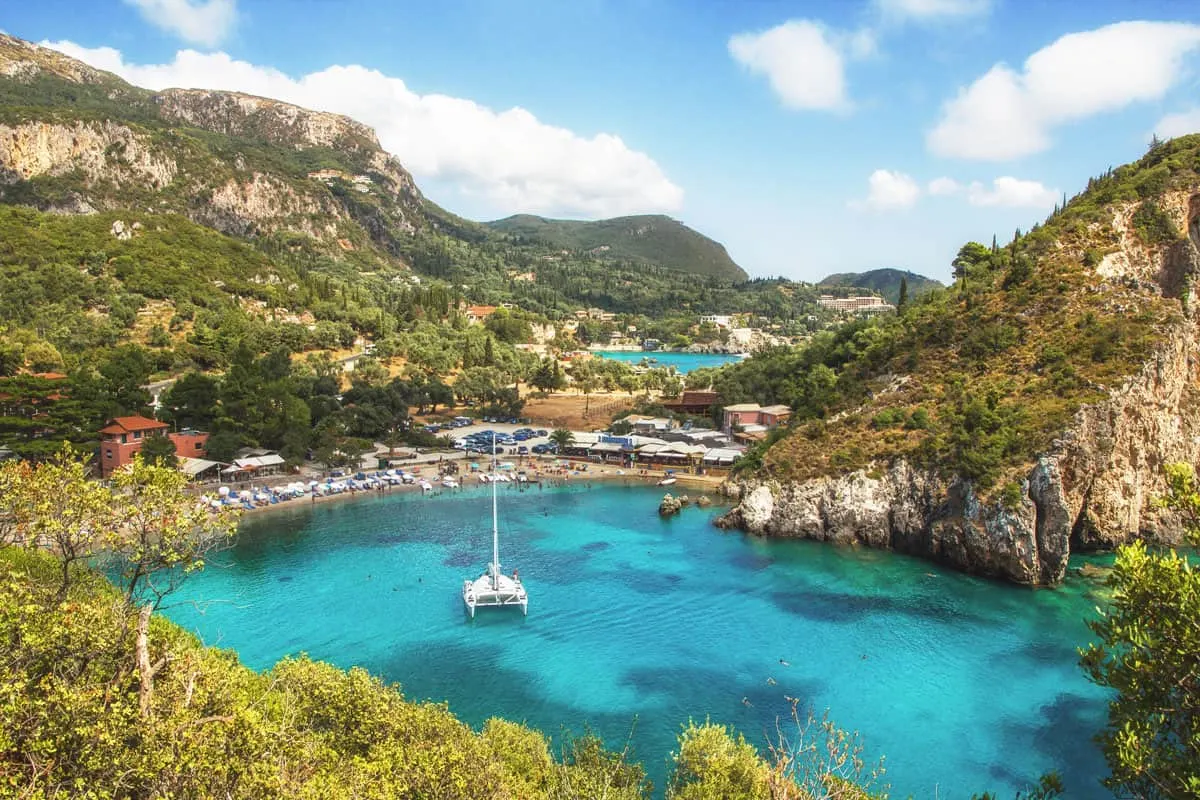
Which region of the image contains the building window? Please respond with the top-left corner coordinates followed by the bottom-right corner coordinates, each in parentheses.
top-left (105, 450), bottom-right (112, 458)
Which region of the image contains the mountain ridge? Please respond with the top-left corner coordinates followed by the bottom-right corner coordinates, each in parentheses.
top-left (0, 34), bottom-right (743, 286)
top-left (487, 213), bottom-right (748, 281)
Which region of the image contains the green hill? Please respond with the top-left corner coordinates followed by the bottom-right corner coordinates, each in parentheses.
top-left (818, 268), bottom-right (942, 304)
top-left (721, 138), bottom-right (1200, 490)
top-left (487, 214), bottom-right (748, 281)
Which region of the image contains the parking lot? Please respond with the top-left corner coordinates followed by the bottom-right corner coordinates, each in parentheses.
top-left (436, 420), bottom-right (558, 457)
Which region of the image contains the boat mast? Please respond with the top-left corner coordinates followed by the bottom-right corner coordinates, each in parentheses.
top-left (491, 433), bottom-right (500, 588)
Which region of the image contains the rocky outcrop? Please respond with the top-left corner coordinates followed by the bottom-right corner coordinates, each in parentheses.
top-left (0, 121), bottom-right (177, 189)
top-left (0, 37), bottom-right (425, 260)
top-left (659, 493), bottom-right (691, 517)
top-left (719, 191), bottom-right (1200, 585)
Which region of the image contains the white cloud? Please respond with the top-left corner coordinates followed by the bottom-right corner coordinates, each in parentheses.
top-left (861, 169), bottom-right (921, 209)
top-left (875, 0), bottom-right (990, 22)
top-left (728, 20), bottom-right (852, 111)
top-left (1155, 108), bottom-right (1200, 139)
top-left (967, 177), bottom-right (1058, 209)
top-left (41, 41), bottom-right (683, 219)
top-left (928, 21), bottom-right (1200, 160)
top-left (927, 176), bottom-right (962, 195)
top-left (122, 0), bottom-right (237, 48)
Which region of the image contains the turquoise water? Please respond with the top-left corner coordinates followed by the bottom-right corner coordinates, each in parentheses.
top-left (592, 350), bottom-right (744, 373)
top-left (164, 484), bottom-right (1112, 798)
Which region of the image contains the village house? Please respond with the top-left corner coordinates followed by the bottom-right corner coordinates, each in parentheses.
top-left (663, 390), bottom-right (719, 416)
top-left (465, 305), bottom-right (499, 325)
top-left (699, 314), bottom-right (733, 329)
top-left (721, 403), bottom-right (792, 436)
top-left (98, 416), bottom-right (210, 477)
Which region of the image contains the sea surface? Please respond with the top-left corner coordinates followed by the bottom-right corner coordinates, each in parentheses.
top-left (592, 350), bottom-right (744, 373)
top-left (164, 484), bottom-right (1112, 798)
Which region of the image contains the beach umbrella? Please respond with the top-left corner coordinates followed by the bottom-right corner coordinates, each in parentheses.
top-left (218, 486), bottom-right (230, 497)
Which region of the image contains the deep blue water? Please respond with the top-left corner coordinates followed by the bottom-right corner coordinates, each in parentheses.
top-left (592, 350), bottom-right (744, 373)
top-left (164, 484), bottom-right (1112, 798)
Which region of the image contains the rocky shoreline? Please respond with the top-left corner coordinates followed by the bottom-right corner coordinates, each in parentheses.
top-left (716, 191), bottom-right (1200, 586)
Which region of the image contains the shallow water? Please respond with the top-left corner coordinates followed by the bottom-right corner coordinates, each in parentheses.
top-left (164, 484), bottom-right (1112, 798)
top-left (591, 350), bottom-right (744, 373)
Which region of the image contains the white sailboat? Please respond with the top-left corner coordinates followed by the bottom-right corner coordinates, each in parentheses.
top-left (462, 436), bottom-right (528, 618)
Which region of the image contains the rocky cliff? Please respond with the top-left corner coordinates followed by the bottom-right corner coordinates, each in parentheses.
top-left (718, 184), bottom-right (1200, 585)
top-left (0, 34), bottom-right (424, 265)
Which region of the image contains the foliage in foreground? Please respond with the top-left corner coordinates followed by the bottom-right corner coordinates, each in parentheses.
top-left (1081, 463), bottom-right (1200, 799)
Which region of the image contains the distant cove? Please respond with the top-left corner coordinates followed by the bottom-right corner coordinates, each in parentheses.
top-left (165, 484), bottom-right (1112, 798)
top-left (591, 350), bottom-right (744, 373)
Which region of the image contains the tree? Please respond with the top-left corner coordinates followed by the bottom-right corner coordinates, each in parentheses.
top-left (531, 358), bottom-right (565, 392)
top-left (549, 428), bottom-right (575, 451)
top-left (139, 433), bottom-right (177, 469)
top-left (0, 447), bottom-right (114, 600)
top-left (161, 372), bottom-right (220, 430)
top-left (1080, 462), bottom-right (1200, 799)
top-left (23, 341), bottom-right (64, 373)
top-left (952, 242), bottom-right (992, 280)
top-left (107, 456), bottom-right (238, 611)
top-left (897, 278), bottom-right (908, 309)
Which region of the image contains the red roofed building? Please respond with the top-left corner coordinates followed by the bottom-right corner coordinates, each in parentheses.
top-left (465, 305), bottom-right (499, 324)
top-left (98, 415), bottom-right (209, 477)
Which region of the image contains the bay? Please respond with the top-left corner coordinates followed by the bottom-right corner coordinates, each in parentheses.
top-left (591, 350), bottom-right (744, 374)
top-left (163, 483), bottom-right (1111, 798)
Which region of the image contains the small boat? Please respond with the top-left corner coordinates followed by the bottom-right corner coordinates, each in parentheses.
top-left (419, 480), bottom-right (433, 492)
top-left (443, 477), bottom-right (459, 488)
top-left (658, 477), bottom-right (677, 486)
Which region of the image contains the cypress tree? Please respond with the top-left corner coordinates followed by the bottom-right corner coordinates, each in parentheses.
top-left (897, 278), bottom-right (908, 309)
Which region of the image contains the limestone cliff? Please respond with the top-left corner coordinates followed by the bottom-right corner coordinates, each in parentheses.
top-left (0, 34), bottom-right (423, 265)
top-left (719, 183), bottom-right (1200, 585)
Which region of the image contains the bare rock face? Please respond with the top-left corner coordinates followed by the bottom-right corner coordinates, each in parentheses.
top-left (0, 121), bottom-right (177, 189)
top-left (719, 192), bottom-right (1200, 585)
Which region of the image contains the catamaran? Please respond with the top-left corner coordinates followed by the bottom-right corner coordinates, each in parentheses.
top-left (462, 436), bottom-right (528, 618)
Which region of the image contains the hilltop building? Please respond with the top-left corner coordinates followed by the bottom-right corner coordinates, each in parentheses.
top-left (818, 295), bottom-right (895, 315)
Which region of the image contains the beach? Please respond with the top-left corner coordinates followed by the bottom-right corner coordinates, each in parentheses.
top-left (208, 456), bottom-right (728, 517)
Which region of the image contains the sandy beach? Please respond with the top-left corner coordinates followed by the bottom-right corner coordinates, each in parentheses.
top-left (210, 456), bottom-right (728, 518)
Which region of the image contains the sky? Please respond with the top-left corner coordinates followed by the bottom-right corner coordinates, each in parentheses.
top-left (4, 0), bottom-right (1200, 282)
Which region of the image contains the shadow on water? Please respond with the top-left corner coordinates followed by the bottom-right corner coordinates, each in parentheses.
top-left (769, 585), bottom-right (997, 628)
top-left (991, 692), bottom-right (1110, 799)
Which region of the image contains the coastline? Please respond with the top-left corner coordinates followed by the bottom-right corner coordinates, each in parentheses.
top-left (216, 458), bottom-right (728, 518)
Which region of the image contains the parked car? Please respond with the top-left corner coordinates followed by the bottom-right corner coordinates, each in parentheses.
top-left (535, 429), bottom-right (548, 437)
top-left (517, 446), bottom-right (529, 455)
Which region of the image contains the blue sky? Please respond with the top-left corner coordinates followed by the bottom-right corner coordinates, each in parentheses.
top-left (4, 0), bottom-right (1200, 282)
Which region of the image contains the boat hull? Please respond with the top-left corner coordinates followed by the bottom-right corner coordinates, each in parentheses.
top-left (462, 572), bottom-right (528, 618)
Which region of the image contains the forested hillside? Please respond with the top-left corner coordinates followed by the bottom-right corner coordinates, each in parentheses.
top-left (718, 137), bottom-right (1199, 489)
top-left (487, 214), bottom-right (748, 281)
top-left (818, 268), bottom-right (942, 304)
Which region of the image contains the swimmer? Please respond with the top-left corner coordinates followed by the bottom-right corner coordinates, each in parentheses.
top-left (741, 696), bottom-right (752, 707)
top-left (779, 658), bottom-right (790, 667)
top-left (766, 677), bottom-right (777, 686)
